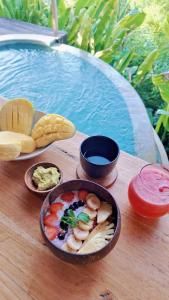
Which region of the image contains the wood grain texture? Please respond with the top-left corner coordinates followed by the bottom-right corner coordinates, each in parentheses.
top-left (0, 132), bottom-right (169, 300)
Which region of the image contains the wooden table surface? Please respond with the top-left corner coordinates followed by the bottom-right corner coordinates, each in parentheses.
top-left (0, 132), bottom-right (169, 300)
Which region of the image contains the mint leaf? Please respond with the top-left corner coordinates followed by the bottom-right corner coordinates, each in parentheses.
top-left (61, 209), bottom-right (77, 228)
top-left (61, 210), bottom-right (89, 228)
top-left (77, 212), bottom-right (90, 223)
top-left (67, 209), bottom-right (75, 218)
top-left (70, 219), bottom-right (77, 228)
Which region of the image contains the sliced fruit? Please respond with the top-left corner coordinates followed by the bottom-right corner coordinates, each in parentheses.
top-left (0, 98), bottom-right (34, 135)
top-left (62, 243), bottom-right (76, 253)
top-left (45, 226), bottom-right (59, 241)
top-left (67, 234), bottom-right (82, 251)
top-left (97, 202), bottom-right (112, 224)
top-left (60, 192), bottom-right (74, 202)
top-left (78, 220), bottom-right (93, 231)
top-left (44, 214), bottom-right (58, 227)
top-left (0, 131), bottom-right (35, 153)
top-left (32, 114), bottom-right (76, 148)
top-left (86, 193), bottom-right (101, 210)
top-left (50, 202), bottom-right (64, 214)
top-left (73, 227), bottom-right (89, 241)
top-left (78, 190), bottom-right (88, 201)
top-left (83, 207), bottom-right (97, 220)
top-left (78, 222), bottom-right (114, 254)
top-left (0, 141), bottom-right (21, 161)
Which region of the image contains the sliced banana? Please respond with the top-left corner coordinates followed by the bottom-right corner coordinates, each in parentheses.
top-left (78, 222), bottom-right (114, 254)
top-left (67, 234), bottom-right (82, 251)
top-left (73, 227), bottom-right (89, 241)
top-left (62, 243), bottom-right (76, 253)
top-left (78, 220), bottom-right (93, 231)
top-left (83, 207), bottom-right (97, 220)
top-left (97, 202), bottom-right (112, 224)
top-left (86, 193), bottom-right (101, 210)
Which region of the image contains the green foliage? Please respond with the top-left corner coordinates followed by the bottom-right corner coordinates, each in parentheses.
top-left (133, 49), bottom-right (159, 86)
top-left (0, 0), bottom-right (49, 26)
top-left (152, 73), bottom-right (169, 142)
top-left (114, 50), bottom-right (135, 73)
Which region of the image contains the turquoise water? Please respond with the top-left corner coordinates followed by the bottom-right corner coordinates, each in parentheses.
top-left (0, 42), bottom-right (135, 154)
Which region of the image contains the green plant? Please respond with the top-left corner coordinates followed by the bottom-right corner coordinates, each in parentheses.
top-left (152, 72), bottom-right (169, 142)
top-left (0, 0), bottom-right (49, 26)
top-left (55, 0), bottom-right (150, 79)
top-left (61, 1), bottom-right (161, 89)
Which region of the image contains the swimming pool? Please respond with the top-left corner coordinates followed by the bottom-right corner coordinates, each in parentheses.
top-left (0, 34), bottom-right (161, 162)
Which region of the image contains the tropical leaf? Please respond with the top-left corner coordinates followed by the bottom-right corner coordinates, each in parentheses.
top-left (58, 0), bottom-right (67, 12)
top-left (96, 0), bottom-right (119, 50)
top-left (117, 0), bottom-right (130, 21)
top-left (74, 0), bottom-right (93, 15)
top-left (114, 50), bottom-right (135, 73)
top-left (76, 14), bottom-right (92, 51)
top-left (89, 30), bottom-right (95, 54)
top-left (105, 28), bottom-right (127, 50)
top-left (94, 0), bottom-right (117, 49)
top-left (85, 0), bottom-right (104, 21)
top-left (163, 115), bottom-right (169, 132)
top-left (152, 72), bottom-right (169, 103)
top-left (153, 73), bottom-right (169, 135)
top-left (163, 13), bottom-right (169, 39)
top-left (117, 11), bottom-right (145, 30)
top-left (111, 11), bottom-right (145, 41)
top-left (67, 8), bottom-right (86, 43)
top-left (95, 46), bottom-right (115, 63)
top-left (155, 115), bottom-right (164, 134)
top-left (134, 49), bottom-right (159, 85)
top-left (0, 0), bottom-right (48, 24)
top-left (59, 6), bottom-right (71, 29)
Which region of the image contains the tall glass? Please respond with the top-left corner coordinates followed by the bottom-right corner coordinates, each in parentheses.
top-left (128, 164), bottom-right (169, 218)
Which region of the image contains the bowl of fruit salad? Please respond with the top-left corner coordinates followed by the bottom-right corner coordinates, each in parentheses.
top-left (40, 180), bottom-right (121, 264)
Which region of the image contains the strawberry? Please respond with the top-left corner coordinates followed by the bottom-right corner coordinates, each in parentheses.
top-left (78, 190), bottom-right (88, 201)
top-left (50, 202), bottom-right (64, 214)
top-left (44, 214), bottom-right (58, 227)
top-left (60, 191), bottom-right (74, 202)
top-left (45, 226), bottom-right (59, 241)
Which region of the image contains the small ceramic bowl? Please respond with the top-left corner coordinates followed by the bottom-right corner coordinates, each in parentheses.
top-left (24, 162), bottom-right (63, 195)
top-left (40, 179), bottom-right (121, 264)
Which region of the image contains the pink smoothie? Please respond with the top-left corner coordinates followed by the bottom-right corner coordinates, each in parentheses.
top-left (128, 165), bottom-right (169, 218)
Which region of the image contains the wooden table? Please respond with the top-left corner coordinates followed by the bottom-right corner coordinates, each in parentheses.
top-left (0, 133), bottom-right (169, 300)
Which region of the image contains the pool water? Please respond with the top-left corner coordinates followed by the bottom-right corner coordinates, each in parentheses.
top-left (0, 42), bottom-right (135, 154)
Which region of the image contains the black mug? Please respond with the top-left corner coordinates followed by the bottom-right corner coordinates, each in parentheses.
top-left (80, 135), bottom-right (120, 179)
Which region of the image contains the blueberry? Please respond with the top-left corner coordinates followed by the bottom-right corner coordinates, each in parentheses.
top-left (64, 224), bottom-right (68, 232)
top-left (64, 209), bottom-right (69, 216)
top-left (60, 221), bottom-right (68, 231)
top-left (78, 200), bottom-right (85, 207)
top-left (58, 232), bottom-right (65, 240)
top-left (69, 204), bottom-right (75, 210)
top-left (72, 202), bottom-right (79, 210)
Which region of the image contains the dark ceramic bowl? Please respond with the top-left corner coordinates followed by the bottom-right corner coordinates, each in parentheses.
top-left (80, 136), bottom-right (120, 178)
top-left (24, 161), bottom-right (63, 195)
top-left (40, 179), bottom-right (121, 264)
